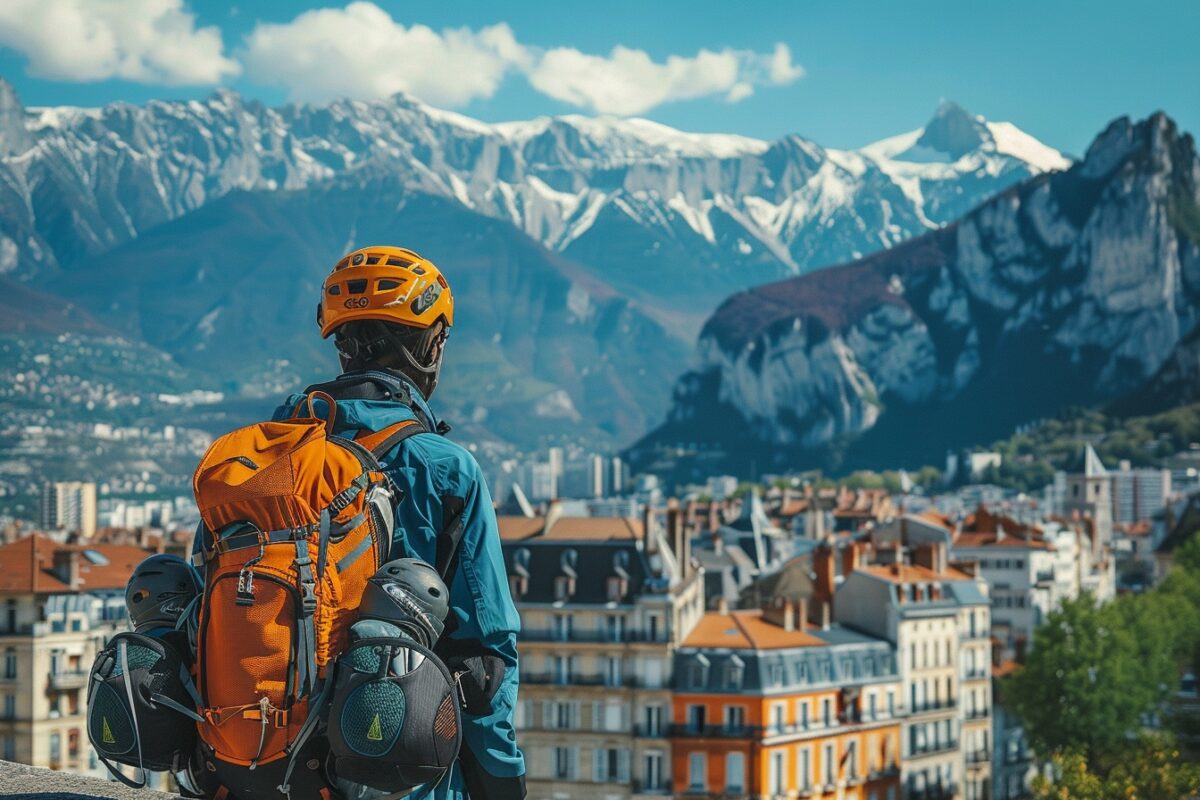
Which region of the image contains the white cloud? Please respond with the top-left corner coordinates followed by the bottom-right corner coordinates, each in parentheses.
top-left (242, 2), bottom-right (529, 107)
top-left (0, 0), bottom-right (239, 85)
top-left (527, 42), bottom-right (804, 116)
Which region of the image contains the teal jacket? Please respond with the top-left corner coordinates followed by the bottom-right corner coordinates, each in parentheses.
top-left (274, 370), bottom-right (525, 800)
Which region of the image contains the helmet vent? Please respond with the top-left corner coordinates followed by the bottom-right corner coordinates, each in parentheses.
top-left (411, 266), bottom-right (426, 275)
top-left (366, 255), bottom-right (382, 265)
top-left (347, 279), bottom-right (368, 295)
top-left (385, 257), bottom-right (412, 267)
top-left (328, 285), bottom-right (342, 295)
top-left (377, 279), bottom-right (402, 291)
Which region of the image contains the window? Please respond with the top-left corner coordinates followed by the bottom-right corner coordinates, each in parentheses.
top-left (687, 655), bottom-right (710, 689)
top-left (68, 728), bottom-right (79, 757)
top-left (3, 649), bottom-right (14, 680)
top-left (769, 702), bottom-right (785, 733)
top-left (548, 700), bottom-right (576, 730)
top-left (769, 750), bottom-right (785, 795)
top-left (797, 746), bottom-right (812, 789)
top-left (605, 615), bottom-right (624, 642)
top-left (724, 705), bottom-right (745, 733)
top-left (0, 735), bottom-right (11, 762)
top-left (797, 699), bottom-right (810, 729)
top-left (49, 733), bottom-right (61, 765)
top-left (593, 747), bottom-right (629, 783)
top-left (768, 662), bottom-right (783, 686)
top-left (553, 746), bottom-right (575, 780)
top-left (687, 704), bottom-right (707, 733)
top-left (725, 656), bottom-right (746, 689)
top-left (822, 697), bottom-right (832, 727)
top-left (823, 742), bottom-right (835, 785)
top-left (2, 695), bottom-right (11, 720)
top-left (846, 739), bottom-right (858, 779)
top-left (552, 614), bottom-right (572, 641)
top-left (868, 692), bottom-right (877, 719)
top-left (642, 704), bottom-right (663, 737)
top-left (604, 656), bottom-right (623, 687)
top-left (643, 750), bottom-right (664, 792)
top-left (887, 690), bottom-right (895, 716)
top-left (646, 612), bottom-right (662, 642)
top-left (726, 752), bottom-right (745, 793)
top-left (688, 752), bottom-right (707, 791)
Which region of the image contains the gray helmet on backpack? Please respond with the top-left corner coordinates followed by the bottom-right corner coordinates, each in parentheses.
top-left (124, 554), bottom-right (201, 632)
top-left (358, 558), bottom-right (449, 648)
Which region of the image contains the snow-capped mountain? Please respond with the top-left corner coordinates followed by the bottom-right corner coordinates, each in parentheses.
top-left (630, 112), bottom-right (1199, 477)
top-left (1, 82), bottom-right (1064, 310)
top-left (0, 79), bottom-right (1070, 453)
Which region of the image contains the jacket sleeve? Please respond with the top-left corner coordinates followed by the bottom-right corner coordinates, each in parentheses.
top-left (439, 459), bottom-right (526, 800)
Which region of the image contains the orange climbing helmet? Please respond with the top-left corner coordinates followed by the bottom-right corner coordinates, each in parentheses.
top-left (317, 245), bottom-right (454, 338)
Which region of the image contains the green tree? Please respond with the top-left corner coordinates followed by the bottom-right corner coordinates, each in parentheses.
top-left (1032, 735), bottom-right (1200, 799)
top-left (1004, 595), bottom-right (1160, 760)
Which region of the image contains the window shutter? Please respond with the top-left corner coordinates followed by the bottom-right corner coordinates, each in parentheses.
top-left (542, 701), bottom-right (553, 729)
top-left (593, 748), bottom-right (605, 783)
top-left (618, 749), bottom-right (631, 783)
top-left (592, 700), bottom-right (603, 731)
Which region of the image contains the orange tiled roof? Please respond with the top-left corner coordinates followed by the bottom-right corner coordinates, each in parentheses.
top-left (683, 609), bottom-right (825, 650)
top-left (916, 510), bottom-right (955, 533)
top-left (954, 532), bottom-right (1055, 551)
top-left (497, 516), bottom-right (546, 541)
top-left (0, 534), bottom-right (153, 594)
top-left (859, 563), bottom-right (973, 584)
top-left (1116, 521), bottom-right (1152, 537)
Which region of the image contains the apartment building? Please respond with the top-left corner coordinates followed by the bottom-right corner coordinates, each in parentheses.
top-left (0, 534), bottom-right (152, 777)
top-left (39, 482), bottom-right (98, 539)
top-left (951, 508), bottom-right (1083, 655)
top-left (834, 542), bottom-right (993, 800)
top-left (671, 603), bottom-right (901, 800)
top-left (1111, 461), bottom-right (1171, 526)
top-left (501, 508), bottom-right (704, 799)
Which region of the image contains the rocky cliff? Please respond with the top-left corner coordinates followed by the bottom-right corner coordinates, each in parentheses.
top-left (632, 113), bottom-right (1200, 475)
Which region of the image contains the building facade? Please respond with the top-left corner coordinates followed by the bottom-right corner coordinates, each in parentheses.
top-left (0, 535), bottom-right (152, 778)
top-left (835, 543), bottom-right (993, 800)
top-left (502, 509), bottom-right (704, 799)
top-left (671, 605), bottom-right (902, 800)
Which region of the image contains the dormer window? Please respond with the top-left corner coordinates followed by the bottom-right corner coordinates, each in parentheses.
top-left (725, 655), bottom-right (746, 689)
top-left (554, 576), bottom-right (575, 601)
top-left (606, 576), bottom-right (627, 602)
top-left (687, 654), bottom-right (710, 689)
top-left (508, 575), bottom-right (527, 598)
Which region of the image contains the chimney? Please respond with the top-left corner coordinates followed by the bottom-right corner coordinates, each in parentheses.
top-left (797, 598), bottom-right (809, 632)
top-left (813, 544), bottom-right (835, 602)
top-left (819, 599), bottom-right (831, 631)
top-left (913, 542), bottom-right (948, 574)
top-left (716, 596), bottom-right (729, 614)
top-left (685, 500), bottom-right (698, 527)
top-left (841, 542), bottom-right (861, 577)
top-left (762, 597), bottom-right (796, 632)
top-left (642, 503), bottom-right (655, 550)
top-left (53, 548), bottom-right (82, 591)
top-left (707, 502), bottom-right (719, 533)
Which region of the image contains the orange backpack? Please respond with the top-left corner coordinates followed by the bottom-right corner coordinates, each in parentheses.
top-left (190, 392), bottom-right (423, 799)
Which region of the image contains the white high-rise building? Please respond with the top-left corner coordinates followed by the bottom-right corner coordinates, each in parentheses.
top-left (39, 483), bottom-right (97, 539)
top-left (1111, 461), bottom-right (1171, 525)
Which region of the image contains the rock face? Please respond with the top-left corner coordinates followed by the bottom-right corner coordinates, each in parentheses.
top-left (633, 113), bottom-right (1200, 475)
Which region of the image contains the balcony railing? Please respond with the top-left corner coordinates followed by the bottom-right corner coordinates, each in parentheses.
top-left (965, 749), bottom-right (992, 764)
top-left (520, 672), bottom-right (662, 689)
top-left (631, 780), bottom-right (672, 795)
top-left (632, 724), bottom-right (668, 738)
top-left (964, 707), bottom-right (990, 720)
top-left (962, 668), bottom-right (991, 681)
top-left (908, 699), bottom-right (958, 715)
top-left (907, 739), bottom-right (959, 758)
top-left (48, 669), bottom-right (88, 690)
top-left (521, 629), bottom-right (669, 644)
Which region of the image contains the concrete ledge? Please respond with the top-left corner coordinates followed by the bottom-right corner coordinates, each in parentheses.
top-left (0, 761), bottom-right (176, 799)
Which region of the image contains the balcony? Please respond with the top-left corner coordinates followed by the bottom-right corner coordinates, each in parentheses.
top-left (671, 723), bottom-right (765, 738)
top-left (632, 723), bottom-right (668, 738)
top-left (964, 707), bottom-right (990, 720)
top-left (907, 739), bottom-right (959, 758)
top-left (520, 629), bottom-right (669, 645)
top-left (908, 785), bottom-right (958, 800)
top-left (962, 668), bottom-right (991, 681)
top-left (966, 749), bottom-right (992, 765)
top-left (48, 669), bottom-right (88, 690)
top-left (521, 672), bottom-right (652, 689)
top-left (907, 699), bottom-right (958, 716)
top-left (632, 780), bottom-right (672, 795)
top-left (1035, 570), bottom-right (1056, 585)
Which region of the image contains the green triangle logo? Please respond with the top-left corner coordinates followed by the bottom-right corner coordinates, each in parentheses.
top-left (101, 717), bottom-right (116, 745)
top-left (366, 714), bottom-right (383, 742)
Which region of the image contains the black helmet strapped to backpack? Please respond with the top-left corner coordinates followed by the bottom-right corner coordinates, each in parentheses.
top-left (124, 554), bottom-right (201, 633)
top-left (357, 558), bottom-right (449, 648)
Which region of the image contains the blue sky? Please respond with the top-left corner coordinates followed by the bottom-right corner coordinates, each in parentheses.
top-left (1, 0), bottom-right (1196, 156)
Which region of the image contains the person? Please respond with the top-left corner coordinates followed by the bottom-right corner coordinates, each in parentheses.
top-left (276, 245), bottom-right (525, 800)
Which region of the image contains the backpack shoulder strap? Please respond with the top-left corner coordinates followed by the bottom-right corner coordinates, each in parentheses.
top-left (355, 418), bottom-right (427, 459)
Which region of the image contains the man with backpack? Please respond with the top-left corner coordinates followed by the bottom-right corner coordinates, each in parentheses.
top-left (94, 246), bottom-right (526, 800)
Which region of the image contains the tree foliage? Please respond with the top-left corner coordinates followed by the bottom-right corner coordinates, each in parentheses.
top-left (1031, 736), bottom-right (1200, 799)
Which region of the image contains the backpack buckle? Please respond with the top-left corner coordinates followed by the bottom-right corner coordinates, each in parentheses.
top-left (299, 582), bottom-right (317, 615)
top-left (235, 569), bottom-right (255, 606)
